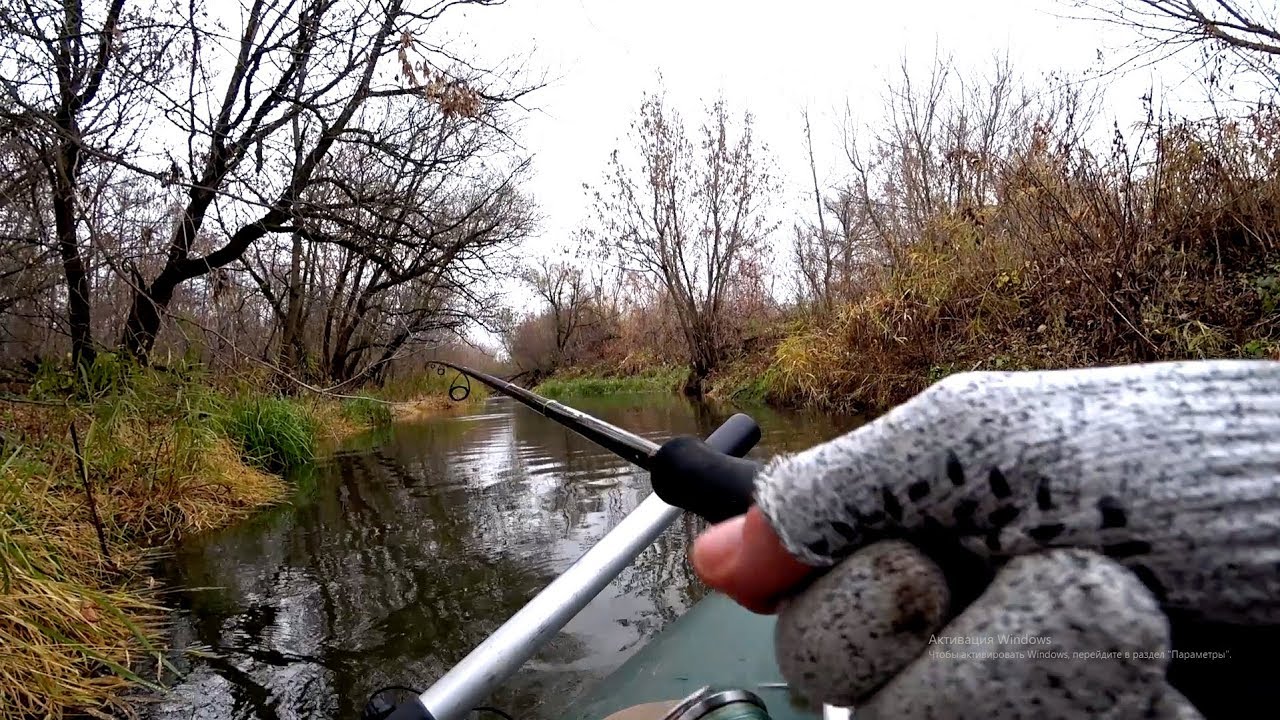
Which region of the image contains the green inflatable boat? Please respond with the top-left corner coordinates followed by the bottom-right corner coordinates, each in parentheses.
top-left (558, 593), bottom-right (822, 720)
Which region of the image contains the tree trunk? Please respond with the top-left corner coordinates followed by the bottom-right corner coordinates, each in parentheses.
top-left (682, 362), bottom-right (708, 397)
top-left (44, 0), bottom-right (129, 368)
top-left (51, 144), bottom-right (95, 368)
top-left (120, 211), bottom-right (271, 362)
top-left (365, 331), bottom-right (411, 385)
top-left (280, 232), bottom-right (306, 371)
top-left (119, 270), bottom-right (176, 361)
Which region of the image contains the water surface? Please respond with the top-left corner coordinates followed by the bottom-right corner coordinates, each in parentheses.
top-left (151, 394), bottom-right (859, 720)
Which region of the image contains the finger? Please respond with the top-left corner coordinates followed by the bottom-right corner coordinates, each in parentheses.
top-left (853, 549), bottom-right (1193, 720)
top-left (774, 540), bottom-right (950, 705)
top-left (692, 506), bottom-right (815, 614)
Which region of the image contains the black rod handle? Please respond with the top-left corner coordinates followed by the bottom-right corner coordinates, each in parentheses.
top-left (651, 413), bottom-right (762, 524)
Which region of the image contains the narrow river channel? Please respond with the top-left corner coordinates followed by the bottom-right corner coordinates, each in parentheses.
top-left (149, 393), bottom-right (861, 720)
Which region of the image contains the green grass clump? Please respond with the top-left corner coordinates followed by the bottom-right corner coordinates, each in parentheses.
top-left (220, 397), bottom-right (317, 473)
top-left (340, 393), bottom-right (393, 426)
top-left (723, 369), bottom-right (779, 405)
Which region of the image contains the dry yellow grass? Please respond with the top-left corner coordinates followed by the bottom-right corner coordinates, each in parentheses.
top-left (391, 395), bottom-right (470, 422)
top-left (758, 110), bottom-right (1280, 413)
top-left (0, 471), bottom-right (164, 719)
top-left (1, 403), bottom-right (287, 719)
top-left (307, 400), bottom-right (365, 441)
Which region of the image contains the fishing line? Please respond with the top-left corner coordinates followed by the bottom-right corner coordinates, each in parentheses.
top-left (426, 361), bottom-right (473, 401)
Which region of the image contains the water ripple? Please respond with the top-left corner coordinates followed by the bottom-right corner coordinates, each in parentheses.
top-left (150, 395), bottom-right (861, 720)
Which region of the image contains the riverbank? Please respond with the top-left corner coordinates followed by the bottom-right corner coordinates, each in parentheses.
top-left (0, 363), bottom-right (468, 718)
top-left (525, 108), bottom-right (1280, 414)
top-left (543, 314), bottom-right (1280, 414)
top-left (542, 261), bottom-right (1280, 416)
top-left (531, 363), bottom-right (780, 406)
top-left (535, 367), bottom-right (685, 398)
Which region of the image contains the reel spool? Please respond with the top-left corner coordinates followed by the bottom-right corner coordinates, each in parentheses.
top-left (660, 688), bottom-right (771, 720)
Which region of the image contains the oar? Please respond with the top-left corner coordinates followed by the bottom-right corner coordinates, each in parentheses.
top-left (385, 363), bottom-right (763, 720)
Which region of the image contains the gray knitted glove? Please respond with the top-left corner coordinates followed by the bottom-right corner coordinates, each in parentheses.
top-left (761, 360), bottom-right (1280, 719)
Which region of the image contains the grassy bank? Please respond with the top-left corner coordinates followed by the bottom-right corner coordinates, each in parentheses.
top-left (530, 364), bottom-right (779, 406)
top-left (535, 366), bottom-right (685, 398)
top-left (0, 359), bottom-right (404, 718)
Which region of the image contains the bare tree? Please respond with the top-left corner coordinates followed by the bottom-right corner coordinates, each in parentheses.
top-left (1070, 1), bottom-right (1280, 93)
top-left (115, 0), bottom-right (525, 362)
top-left (831, 53), bottom-right (1092, 270)
top-left (0, 0), bottom-right (536, 382)
top-left (792, 108), bottom-right (877, 314)
top-left (238, 88), bottom-right (534, 384)
top-left (1074, 1), bottom-right (1279, 58)
top-left (793, 186), bottom-right (873, 314)
top-left (0, 0), bottom-right (170, 366)
top-left (307, 174), bottom-right (532, 385)
top-left (502, 251), bottom-right (629, 381)
top-left (592, 90), bottom-right (777, 394)
top-left (0, 122), bottom-right (58, 327)
top-left (501, 311), bottom-right (557, 381)
top-left (520, 257), bottom-right (592, 369)
top-left (793, 108), bottom-right (836, 314)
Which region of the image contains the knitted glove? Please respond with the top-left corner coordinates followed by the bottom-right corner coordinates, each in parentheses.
top-left (761, 361), bottom-right (1280, 719)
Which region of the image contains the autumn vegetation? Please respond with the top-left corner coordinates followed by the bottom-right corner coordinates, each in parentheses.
top-left (511, 2), bottom-right (1280, 414)
top-left (1, 0), bottom-right (1279, 716)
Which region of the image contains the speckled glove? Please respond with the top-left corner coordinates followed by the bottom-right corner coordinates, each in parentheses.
top-left (762, 361), bottom-right (1280, 719)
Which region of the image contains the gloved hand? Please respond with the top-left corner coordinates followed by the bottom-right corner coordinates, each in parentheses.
top-left (691, 360), bottom-right (1280, 719)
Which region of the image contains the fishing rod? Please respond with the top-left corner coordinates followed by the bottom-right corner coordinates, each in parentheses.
top-left (374, 362), bottom-right (766, 720)
top-left (424, 361), bottom-right (765, 522)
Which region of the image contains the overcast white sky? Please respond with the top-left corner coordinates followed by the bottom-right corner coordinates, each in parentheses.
top-left (427, 0), bottom-right (1221, 347)
top-left (439, 0), bottom-right (1191, 246)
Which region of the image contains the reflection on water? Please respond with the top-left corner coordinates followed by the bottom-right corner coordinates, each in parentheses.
top-left (150, 394), bottom-right (860, 720)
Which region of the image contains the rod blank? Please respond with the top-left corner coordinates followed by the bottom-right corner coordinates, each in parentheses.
top-left (432, 362), bottom-right (660, 469)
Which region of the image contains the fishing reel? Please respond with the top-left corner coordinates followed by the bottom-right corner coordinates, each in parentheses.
top-left (658, 687), bottom-right (771, 720)
top-left (658, 687), bottom-right (853, 720)
top-left (364, 687), bottom-right (771, 720)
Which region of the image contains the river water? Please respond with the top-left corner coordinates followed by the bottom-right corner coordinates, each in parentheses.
top-left (149, 393), bottom-right (860, 720)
